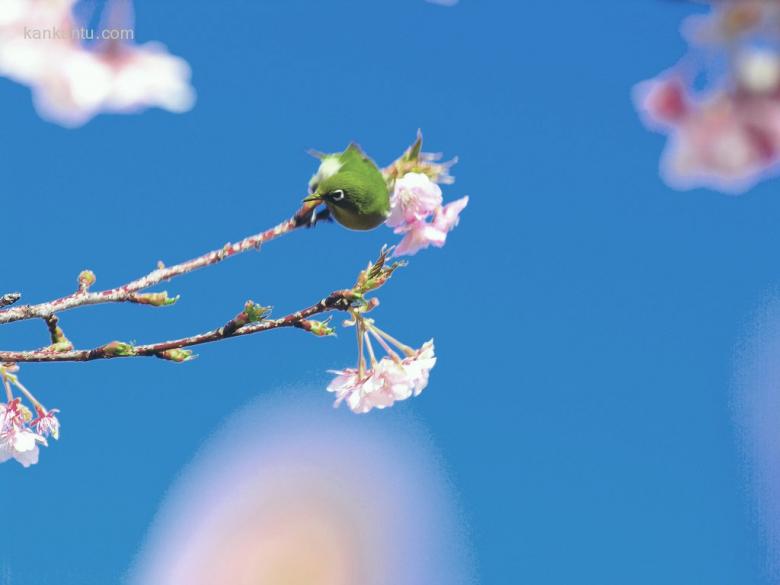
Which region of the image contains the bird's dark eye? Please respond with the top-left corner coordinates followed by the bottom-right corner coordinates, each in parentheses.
top-left (330, 189), bottom-right (345, 202)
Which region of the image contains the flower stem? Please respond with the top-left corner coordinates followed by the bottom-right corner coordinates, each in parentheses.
top-left (354, 313), bottom-right (366, 379)
top-left (368, 327), bottom-right (402, 364)
top-left (370, 325), bottom-right (416, 357)
top-left (11, 378), bottom-right (43, 412)
top-left (364, 331), bottom-right (378, 366)
top-left (2, 372), bottom-right (12, 402)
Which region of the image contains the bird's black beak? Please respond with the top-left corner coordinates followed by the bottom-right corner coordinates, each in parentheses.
top-left (302, 193), bottom-right (322, 203)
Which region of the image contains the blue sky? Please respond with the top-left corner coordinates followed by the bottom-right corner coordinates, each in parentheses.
top-left (3, 0), bottom-right (780, 583)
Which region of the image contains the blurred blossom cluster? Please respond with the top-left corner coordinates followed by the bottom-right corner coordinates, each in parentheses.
top-left (130, 396), bottom-right (474, 585)
top-left (0, 0), bottom-right (194, 127)
top-left (635, 0), bottom-right (780, 193)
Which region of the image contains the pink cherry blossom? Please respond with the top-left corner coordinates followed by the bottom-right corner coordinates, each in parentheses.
top-left (0, 399), bottom-right (25, 431)
top-left (0, 400), bottom-right (47, 468)
top-left (386, 170), bottom-right (468, 255)
top-left (434, 195), bottom-right (469, 231)
top-left (393, 221), bottom-right (447, 256)
top-left (327, 368), bottom-right (382, 414)
top-left (386, 172), bottom-right (443, 227)
top-left (327, 340), bottom-right (436, 414)
top-left (0, 425), bottom-right (46, 467)
top-left (394, 196), bottom-right (469, 256)
top-left (378, 339), bottom-right (436, 399)
top-left (32, 408), bottom-right (60, 440)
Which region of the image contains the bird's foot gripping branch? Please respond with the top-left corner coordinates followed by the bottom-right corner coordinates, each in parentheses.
top-left (0, 132), bottom-right (469, 467)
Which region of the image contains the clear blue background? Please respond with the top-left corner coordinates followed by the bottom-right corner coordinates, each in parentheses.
top-left (1, 1), bottom-right (776, 583)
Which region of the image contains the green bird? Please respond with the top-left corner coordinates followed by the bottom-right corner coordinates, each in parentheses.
top-left (303, 143), bottom-right (390, 231)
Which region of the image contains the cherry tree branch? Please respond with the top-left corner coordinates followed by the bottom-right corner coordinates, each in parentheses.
top-left (0, 134), bottom-right (435, 368)
top-left (0, 289), bottom-right (357, 363)
top-left (0, 293), bottom-right (21, 308)
top-left (0, 202), bottom-right (320, 326)
top-left (0, 134), bottom-right (440, 334)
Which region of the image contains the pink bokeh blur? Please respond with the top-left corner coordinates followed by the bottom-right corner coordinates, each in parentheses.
top-left (129, 390), bottom-right (475, 585)
top-left (635, 1), bottom-right (780, 193)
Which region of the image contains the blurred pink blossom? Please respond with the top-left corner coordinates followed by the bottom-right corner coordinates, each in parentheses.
top-left (0, 0), bottom-right (77, 84)
top-left (33, 41), bottom-right (195, 127)
top-left (635, 2), bottom-right (780, 193)
top-left (635, 77), bottom-right (690, 128)
top-left (0, 0), bottom-right (195, 127)
top-left (130, 394), bottom-right (474, 585)
top-left (636, 78), bottom-right (780, 192)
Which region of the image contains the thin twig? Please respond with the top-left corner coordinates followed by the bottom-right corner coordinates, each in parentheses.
top-left (0, 202), bottom-right (320, 326)
top-left (0, 139), bottom-right (430, 329)
top-left (0, 290), bottom-right (357, 363)
top-left (0, 137), bottom-right (429, 363)
top-left (0, 293), bottom-right (21, 308)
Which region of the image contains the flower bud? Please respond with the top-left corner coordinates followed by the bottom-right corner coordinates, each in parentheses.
top-left (298, 319), bottom-right (335, 337)
top-left (101, 341), bottom-right (137, 357)
top-left (133, 291), bottom-right (180, 307)
top-left (157, 349), bottom-right (195, 362)
top-left (78, 270), bottom-right (96, 292)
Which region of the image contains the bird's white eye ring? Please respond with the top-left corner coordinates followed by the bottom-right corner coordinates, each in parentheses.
top-left (331, 190), bottom-right (345, 201)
